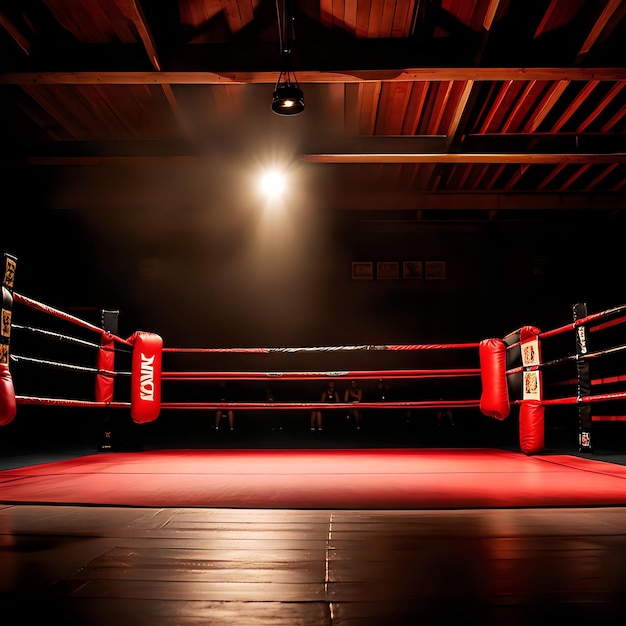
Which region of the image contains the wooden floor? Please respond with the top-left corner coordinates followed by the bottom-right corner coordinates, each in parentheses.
top-left (3, 503), bottom-right (626, 624)
top-left (3, 445), bottom-right (626, 624)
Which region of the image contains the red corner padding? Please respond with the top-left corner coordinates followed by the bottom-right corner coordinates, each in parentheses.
top-left (0, 361), bottom-right (17, 426)
top-left (128, 331), bottom-right (162, 424)
top-left (95, 334), bottom-right (115, 403)
top-left (519, 400), bottom-right (545, 455)
top-left (519, 325), bottom-right (541, 342)
top-left (479, 338), bottom-right (510, 420)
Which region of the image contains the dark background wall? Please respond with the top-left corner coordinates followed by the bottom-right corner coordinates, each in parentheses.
top-left (2, 164), bottom-right (624, 452)
top-left (4, 174), bottom-right (619, 347)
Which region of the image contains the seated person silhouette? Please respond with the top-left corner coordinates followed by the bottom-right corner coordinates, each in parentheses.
top-left (310, 380), bottom-right (339, 431)
top-left (215, 380), bottom-right (235, 431)
top-left (344, 379), bottom-right (363, 429)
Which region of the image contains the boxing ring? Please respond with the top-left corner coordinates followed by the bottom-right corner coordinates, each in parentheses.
top-left (3, 251), bottom-right (626, 510)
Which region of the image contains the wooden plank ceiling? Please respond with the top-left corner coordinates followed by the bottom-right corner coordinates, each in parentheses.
top-left (0, 0), bottom-right (625, 223)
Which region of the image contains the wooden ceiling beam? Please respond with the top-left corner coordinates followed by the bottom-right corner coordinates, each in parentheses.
top-left (577, 0), bottom-right (625, 60)
top-left (126, 0), bottom-right (161, 71)
top-left (301, 153), bottom-right (626, 164)
top-left (17, 153), bottom-right (626, 166)
top-left (1, 67), bottom-right (625, 85)
top-left (0, 10), bottom-right (31, 56)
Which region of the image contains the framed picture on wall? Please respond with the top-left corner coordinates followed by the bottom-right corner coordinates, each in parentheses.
top-left (351, 261), bottom-right (374, 280)
top-left (402, 261), bottom-right (423, 279)
top-left (376, 261), bottom-right (399, 280)
top-left (425, 261), bottom-right (446, 280)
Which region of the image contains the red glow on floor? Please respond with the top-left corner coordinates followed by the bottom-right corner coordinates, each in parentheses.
top-left (1, 448), bottom-right (626, 509)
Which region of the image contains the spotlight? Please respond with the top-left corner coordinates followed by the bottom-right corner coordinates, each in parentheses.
top-left (271, 76), bottom-right (305, 116)
top-left (259, 170), bottom-right (287, 197)
top-left (272, 0), bottom-right (304, 116)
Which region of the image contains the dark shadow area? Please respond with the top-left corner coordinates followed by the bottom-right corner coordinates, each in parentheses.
top-left (2, 402), bottom-right (626, 472)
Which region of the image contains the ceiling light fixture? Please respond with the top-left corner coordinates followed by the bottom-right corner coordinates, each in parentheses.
top-left (272, 70), bottom-right (304, 116)
top-left (272, 0), bottom-right (304, 116)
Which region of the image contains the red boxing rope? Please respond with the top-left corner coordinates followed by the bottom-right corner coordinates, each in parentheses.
top-left (502, 304), bottom-right (626, 344)
top-left (14, 397), bottom-right (479, 411)
top-left (159, 400), bottom-right (481, 411)
top-left (590, 314), bottom-right (626, 333)
top-left (161, 368), bottom-right (481, 381)
top-left (16, 396), bottom-right (130, 409)
top-left (11, 265), bottom-right (626, 447)
top-left (162, 342), bottom-right (480, 354)
top-left (538, 303), bottom-right (626, 339)
top-left (13, 293), bottom-right (132, 347)
top-left (552, 375), bottom-right (626, 387)
top-left (540, 390), bottom-right (626, 406)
